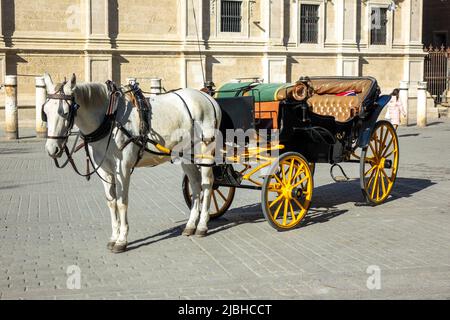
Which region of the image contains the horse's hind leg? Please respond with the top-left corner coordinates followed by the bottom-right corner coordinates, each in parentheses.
top-left (196, 165), bottom-right (214, 237)
top-left (100, 169), bottom-right (118, 251)
top-left (181, 163), bottom-right (201, 236)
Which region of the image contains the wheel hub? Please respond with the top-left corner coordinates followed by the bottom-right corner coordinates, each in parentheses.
top-left (384, 159), bottom-right (393, 169)
top-left (292, 188), bottom-right (303, 199)
top-left (379, 157), bottom-right (386, 169)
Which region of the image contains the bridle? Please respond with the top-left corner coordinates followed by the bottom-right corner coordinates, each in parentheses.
top-left (43, 79), bottom-right (177, 183)
top-left (41, 82), bottom-right (80, 145)
top-left (42, 80), bottom-right (114, 182)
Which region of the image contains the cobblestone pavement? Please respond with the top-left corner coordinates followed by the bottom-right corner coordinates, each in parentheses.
top-left (0, 120), bottom-right (449, 300)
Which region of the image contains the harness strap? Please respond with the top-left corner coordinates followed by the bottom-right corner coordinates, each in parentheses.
top-left (81, 114), bottom-right (116, 144)
top-left (170, 91), bottom-right (195, 126)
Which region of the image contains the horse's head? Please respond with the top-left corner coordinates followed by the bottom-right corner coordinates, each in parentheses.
top-left (43, 73), bottom-right (78, 158)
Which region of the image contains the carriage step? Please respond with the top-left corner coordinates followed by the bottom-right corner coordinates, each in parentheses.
top-left (330, 164), bottom-right (350, 183)
top-left (334, 176), bottom-right (349, 183)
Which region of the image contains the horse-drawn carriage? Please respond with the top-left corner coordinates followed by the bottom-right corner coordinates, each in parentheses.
top-left (42, 73), bottom-right (399, 252)
top-left (183, 76), bottom-right (399, 231)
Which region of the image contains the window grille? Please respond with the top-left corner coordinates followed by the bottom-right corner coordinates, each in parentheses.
top-left (300, 4), bottom-right (319, 44)
top-left (221, 0), bottom-right (242, 33)
top-left (370, 8), bottom-right (388, 45)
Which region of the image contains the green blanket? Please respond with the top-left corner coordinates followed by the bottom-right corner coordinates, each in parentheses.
top-left (215, 82), bottom-right (294, 102)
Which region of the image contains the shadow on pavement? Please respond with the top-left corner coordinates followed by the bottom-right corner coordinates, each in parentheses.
top-left (127, 225), bottom-right (184, 251)
top-left (426, 121), bottom-right (444, 127)
top-left (129, 177), bottom-right (435, 249)
top-left (207, 177), bottom-right (435, 234)
top-left (398, 133), bottom-right (420, 138)
top-left (0, 147), bottom-right (31, 155)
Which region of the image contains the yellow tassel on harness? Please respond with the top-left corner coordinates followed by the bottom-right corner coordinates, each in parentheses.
top-left (155, 144), bottom-right (171, 155)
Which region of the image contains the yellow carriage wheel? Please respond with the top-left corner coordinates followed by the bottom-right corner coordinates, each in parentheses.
top-left (360, 120), bottom-right (399, 205)
top-left (262, 152), bottom-right (314, 231)
top-left (182, 175), bottom-right (236, 220)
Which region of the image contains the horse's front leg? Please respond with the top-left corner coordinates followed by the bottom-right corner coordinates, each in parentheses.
top-left (196, 165), bottom-right (214, 237)
top-left (99, 169), bottom-right (119, 251)
top-left (112, 164), bottom-right (132, 254)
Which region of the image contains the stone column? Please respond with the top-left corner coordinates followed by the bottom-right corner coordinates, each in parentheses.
top-left (0, 2), bottom-right (6, 84)
top-left (399, 81), bottom-right (409, 126)
top-left (84, 0), bottom-right (113, 82)
top-left (4, 76), bottom-right (18, 140)
top-left (150, 78), bottom-right (163, 96)
top-left (266, 0), bottom-right (284, 45)
top-left (35, 77), bottom-right (47, 138)
top-left (126, 78), bottom-right (137, 86)
top-left (417, 81), bottom-right (427, 127)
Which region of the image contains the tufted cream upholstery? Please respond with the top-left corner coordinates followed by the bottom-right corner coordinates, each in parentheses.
top-left (307, 78), bottom-right (376, 122)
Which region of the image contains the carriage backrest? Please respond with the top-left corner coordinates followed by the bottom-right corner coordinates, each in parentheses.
top-left (307, 77), bottom-right (380, 122)
top-left (216, 96), bottom-right (255, 134)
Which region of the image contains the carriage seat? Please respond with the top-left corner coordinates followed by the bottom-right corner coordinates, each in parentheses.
top-left (307, 77), bottom-right (379, 122)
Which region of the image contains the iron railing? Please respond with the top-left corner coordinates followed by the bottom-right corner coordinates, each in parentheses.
top-left (424, 45), bottom-right (450, 104)
top-left (300, 4), bottom-right (319, 44)
top-left (221, 0), bottom-right (242, 33)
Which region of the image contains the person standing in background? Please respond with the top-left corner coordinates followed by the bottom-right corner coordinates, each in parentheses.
top-left (386, 89), bottom-right (406, 130)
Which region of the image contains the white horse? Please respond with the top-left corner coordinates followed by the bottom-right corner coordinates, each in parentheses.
top-left (43, 73), bottom-right (222, 253)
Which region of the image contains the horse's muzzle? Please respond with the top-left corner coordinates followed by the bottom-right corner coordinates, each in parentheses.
top-left (46, 142), bottom-right (64, 159)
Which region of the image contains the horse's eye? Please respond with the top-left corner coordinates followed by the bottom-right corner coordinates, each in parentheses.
top-left (58, 104), bottom-right (70, 118)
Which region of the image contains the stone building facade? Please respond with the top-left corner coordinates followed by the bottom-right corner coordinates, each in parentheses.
top-left (0, 0), bottom-right (425, 109)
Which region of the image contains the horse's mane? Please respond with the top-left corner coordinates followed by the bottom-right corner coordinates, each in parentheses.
top-left (72, 82), bottom-right (109, 110)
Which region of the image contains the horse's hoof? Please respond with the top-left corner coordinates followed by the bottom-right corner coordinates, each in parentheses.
top-left (182, 228), bottom-right (196, 237)
top-left (107, 241), bottom-right (116, 251)
top-left (112, 242), bottom-right (128, 254)
top-left (195, 229), bottom-right (208, 238)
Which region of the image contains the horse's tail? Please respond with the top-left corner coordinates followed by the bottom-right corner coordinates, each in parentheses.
top-left (197, 91), bottom-right (222, 143)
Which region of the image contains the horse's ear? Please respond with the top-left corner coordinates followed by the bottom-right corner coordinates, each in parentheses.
top-left (44, 73), bottom-right (55, 93)
top-left (70, 73), bottom-right (76, 90)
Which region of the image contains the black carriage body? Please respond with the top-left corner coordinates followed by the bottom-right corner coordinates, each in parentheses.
top-left (278, 77), bottom-right (390, 165)
top-left (211, 77), bottom-right (392, 181)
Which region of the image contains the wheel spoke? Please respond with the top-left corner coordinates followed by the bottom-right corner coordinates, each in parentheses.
top-left (292, 163), bottom-right (305, 181)
top-left (381, 126), bottom-right (390, 148)
top-left (352, 152), bottom-right (361, 160)
top-left (384, 145), bottom-right (398, 159)
top-left (273, 200), bottom-right (284, 220)
top-left (381, 138), bottom-right (394, 158)
top-left (369, 142), bottom-right (377, 157)
top-left (365, 165), bottom-right (377, 176)
top-left (380, 168), bottom-right (392, 185)
top-left (293, 198), bottom-right (306, 212)
top-left (366, 168), bottom-right (377, 189)
top-left (281, 163), bottom-right (287, 184)
top-left (373, 131), bottom-right (380, 155)
top-left (380, 172), bottom-right (387, 196)
top-left (282, 199), bottom-right (289, 225)
top-left (212, 192), bottom-right (219, 212)
top-left (269, 194), bottom-right (284, 209)
top-left (287, 159), bottom-right (295, 183)
top-left (376, 171), bottom-right (381, 201)
top-left (371, 169), bottom-right (380, 199)
top-left (289, 201), bottom-right (297, 222)
top-left (379, 126), bottom-right (385, 151)
top-left (274, 173), bottom-right (283, 186)
top-left (292, 176), bottom-right (308, 189)
top-left (217, 189), bottom-right (227, 202)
